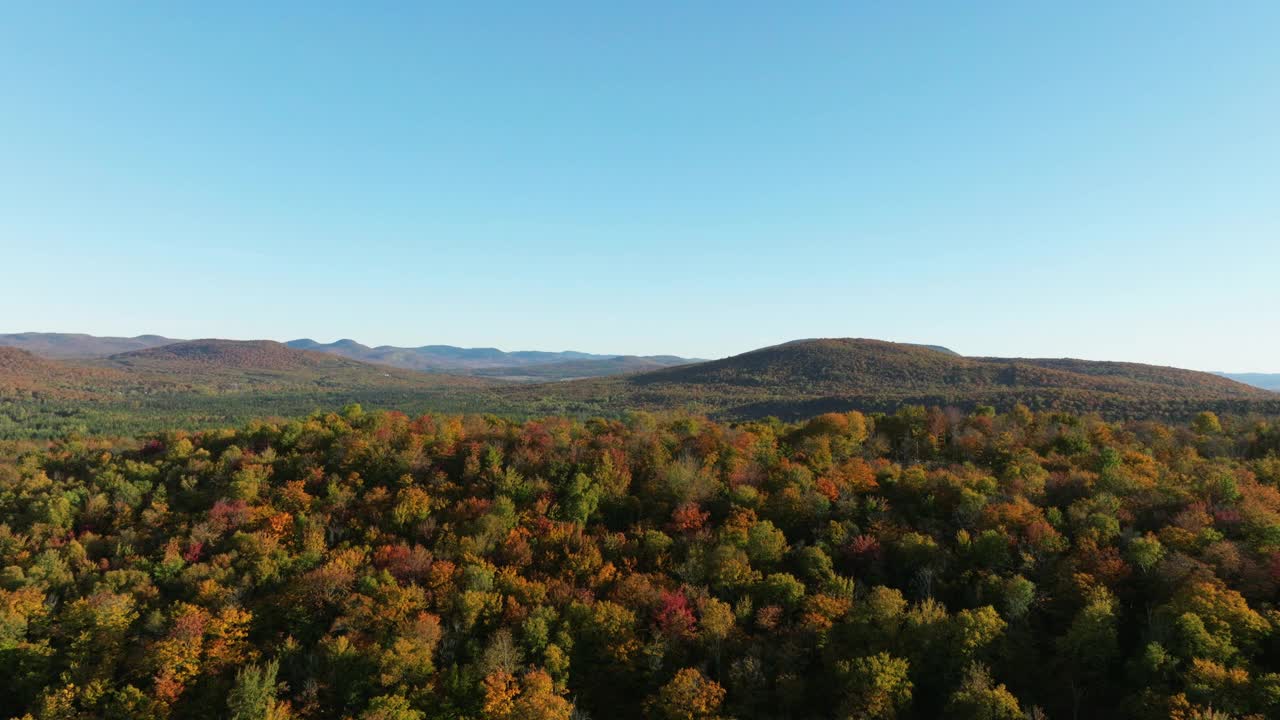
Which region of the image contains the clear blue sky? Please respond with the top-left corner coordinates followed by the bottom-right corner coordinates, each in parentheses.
top-left (2, 3), bottom-right (1277, 371)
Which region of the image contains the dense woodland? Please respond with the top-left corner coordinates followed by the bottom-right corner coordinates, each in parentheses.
top-left (3, 405), bottom-right (1280, 719)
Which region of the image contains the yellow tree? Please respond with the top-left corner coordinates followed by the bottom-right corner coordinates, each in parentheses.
top-left (648, 668), bottom-right (727, 720)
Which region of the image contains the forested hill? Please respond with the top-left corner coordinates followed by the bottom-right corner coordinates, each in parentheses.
top-left (2, 337), bottom-right (1278, 439)
top-left (0, 346), bottom-right (143, 399)
top-left (104, 339), bottom-right (379, 372)
top-left (636, 339), bottom-right (1266, 398)
top-left (1, 406), bottom-right (1279, 719)
top-left (0, 340), bottom-right (495, 438)
top-left (70, 339), bottom-right (492, 394)
top-left (511, 338), bottom-right (1278, 420)
top-left (0, 332), bottom-right (180, 359)
top-left (1, 340), bottom-right (470, 402)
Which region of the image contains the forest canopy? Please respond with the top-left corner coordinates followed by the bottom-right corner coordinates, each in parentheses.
top-left (2, 405), bottom-right (1280, 719)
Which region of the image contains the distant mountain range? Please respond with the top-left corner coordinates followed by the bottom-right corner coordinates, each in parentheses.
top-left (3, 334), bottom-right (1278, 439)
top-left (0, 332), bottom-right (699, 381)
top-left (282, 338), bottom-right (697, 378)
top-left (0, 339), bottom-right (496, 438)
top-left (0, 332), bottom-right (180, 359)
top-left (1216, 372), bottom-right (1280, 391)
top-left (6, 332), bottom-right (1276, 390)
top-left (1, 339), bottom-right (490, 399)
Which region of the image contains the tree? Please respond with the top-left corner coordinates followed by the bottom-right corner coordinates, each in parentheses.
top-left (999, 575), bottom-right (1035, 621)
top-left (951, 606), bottom-right (1006, 664)
top-left (1160, 579), bottom-right (1268, 664)
top-left (758, 573), bottom-right (806, 608)
top-left (649, 668), bottom-right (727, 720)
top-left (1058, 586), bottom-right (1119, 719)
top-left (1127, 534), bottom-right (1164, 574)
top-left (62, 590), bottom-right (137, 682)
top-left (228, 659), bottom-right (289, 720)
top-left (559, 472), bottom-right (601, 525)
top-left (1193, 412), bottom-right (1222, 435)
top-left (944, 664), bottom-right (1023, 720)
top-left (745, 520), bottom-right (788, 569)
top-left (360, 694), bottom-right (424, 720)
top-left (509, 669), bottom-right (574, 720)
top-left (838, 652), bottom-right (912, 719)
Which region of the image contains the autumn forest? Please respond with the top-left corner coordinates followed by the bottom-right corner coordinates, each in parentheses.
top-left (3, 403), bottom-right (1280, 719)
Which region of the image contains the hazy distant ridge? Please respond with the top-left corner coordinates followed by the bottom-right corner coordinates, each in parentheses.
top-left (1217, 372), bottom-right (1280, 391)
top-left (281, 338), bottom-right (699, 378)
top-left (0, 332), bottom-right (180, 359)
top-left (4, 336), bottom-right (1279, 438)
top-left (0, 332), bottom-right (699, 380)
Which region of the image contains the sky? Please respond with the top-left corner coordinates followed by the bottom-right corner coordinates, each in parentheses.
top-left (1, 2), bottom-right (1277, 371)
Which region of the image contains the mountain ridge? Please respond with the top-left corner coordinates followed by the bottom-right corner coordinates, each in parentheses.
top-left (0, 333), bottom-right (701, 381)
top-left (282, 338), bottom-right (696, 373)
top-left (107, 339), bottom-right (348, 370)
top-left (508, 338), bottom-right (1277, 420)
top-left (0, 332), bottom-right (181, 359)
top-left (8, 333), bottom-right (1277, 390)
top-left (3, 335), bottom-right (1278, 439)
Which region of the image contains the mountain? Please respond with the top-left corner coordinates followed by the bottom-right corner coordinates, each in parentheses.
top-left (106, 339), bottom-right (368, 372)
top-left (507, 338), bottom-right (1279, 420)
top-left (1217, 373), bottom-right (1280, 392)
top-left (91, 339), bottom-right (496, 393)
top-left (284, 338), bottom-right (699, 375)
top-left (0, 332), bottom-right (180, 358)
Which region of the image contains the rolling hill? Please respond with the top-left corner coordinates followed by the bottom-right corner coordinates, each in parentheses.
top-left (0, 346), bottom-right (142, 399)
top-left (506, 338), bottom-right (1280, 420)
top-left (87, 339), bottom-right (497, 393)
top-left (0, 332), bottom-right (180, 358)
top-left (104, 339), bottom-right (374, 373)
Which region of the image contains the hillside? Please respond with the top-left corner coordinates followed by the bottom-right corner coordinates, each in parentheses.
top-left (0, 346), bottom-right (143, 399)
top-left (509, 338), bottom-right (1280, 420)
top-left (0, 331), bottom-right (180, 358)
top-left (633, 339), bottom-right (979, 392)
top-left (106, 339), bottom-right (369, 372)
top-left (92, 339), bottom-right (499, 393)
